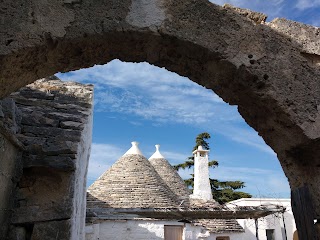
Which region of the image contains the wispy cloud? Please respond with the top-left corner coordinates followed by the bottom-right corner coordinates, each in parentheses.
top-left (213, 123), bottom-right (276, 155)
top-left (160, 151), bottom-right (189, 165)
top-left (213, 166), bottom-right (290, 197)
top-left (57, 61), bottom-right (226, 126)
top-left (57, 60), bottom-right (272, 155)
top-left (179, 165), bottom-right (290, 197)
top-left (295, 0), bottom-right (320, 10)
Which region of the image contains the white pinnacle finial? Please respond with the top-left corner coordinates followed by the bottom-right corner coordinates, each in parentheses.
top-left (124, 141), bottom-right (143, 156)
top-left (156, 144), bottom-right (160, 151)
top-left (149, 144), bottom-right (165, 159)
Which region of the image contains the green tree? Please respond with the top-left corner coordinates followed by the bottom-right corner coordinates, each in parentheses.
top-left (174, 132), bottom-right (218, 170)
top-left (173, 132), bottom-right (252, 204)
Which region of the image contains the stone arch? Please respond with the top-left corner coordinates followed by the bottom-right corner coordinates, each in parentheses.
top-left (1, 0), bottom-right (320, 239)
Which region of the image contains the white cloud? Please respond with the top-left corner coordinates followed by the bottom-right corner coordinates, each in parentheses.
top-left (57, 60), bottom-right (274, 156)
top-left (161, 151), bottom-right (189, 165)
top-left (295, 0), bottom-right (320, 10)
top-left (178, 165), bottom-right (290, 197)
top-left (212, 166), bottom-right (290, 197)
top-left (213, 123), bottom-right (276, 155)
top-left (213, 166), bottom-right (278, 181)
top-left (57, 60), bottom-right (227, 127)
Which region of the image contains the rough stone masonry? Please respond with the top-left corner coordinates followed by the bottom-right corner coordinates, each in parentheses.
top-left (0, 77), bottom-right (93, 239)
top-left (0, 0), bottom-right (319, 239)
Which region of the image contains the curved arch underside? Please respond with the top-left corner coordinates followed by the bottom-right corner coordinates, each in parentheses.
top-left (0, 0), bottom-right (320, 238)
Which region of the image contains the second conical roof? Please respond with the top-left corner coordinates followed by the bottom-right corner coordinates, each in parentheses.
top-left (88, 142), bottom-right (179, 209)
top-left (149, 145), bottom-right (191, 199)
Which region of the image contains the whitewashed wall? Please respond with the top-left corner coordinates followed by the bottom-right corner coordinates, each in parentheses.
top-left (86, 220), bottom-right (181, 240)
top-left (85, 214), bottom-right (295, 240)
top-left (85, 220), bottom-right (243, 240)
top-left (86, 199), bottom-right (296, 240)
top-left (185, 224), bottom-right (243, 240)
top-left (227, 198), bottom-right (297, 240)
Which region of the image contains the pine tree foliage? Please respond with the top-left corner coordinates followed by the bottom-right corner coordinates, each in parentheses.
top-left (173, 132), bottom-right (218, 170)
top-left (173, 132), bottom-right (252, 204)
top-left (210, 179), bottom-right (252, 204)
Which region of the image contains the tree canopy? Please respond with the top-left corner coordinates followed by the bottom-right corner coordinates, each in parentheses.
top-left (173, 132), bottom-right (218, 170)
top-left (173, 132), bottom-right (252, 204)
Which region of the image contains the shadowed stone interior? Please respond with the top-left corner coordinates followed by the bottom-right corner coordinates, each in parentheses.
top-left (0, 78), bottom-right (93, 239)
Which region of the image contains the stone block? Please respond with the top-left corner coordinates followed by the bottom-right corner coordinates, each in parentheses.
top-left (21, 112), bottom-right (59, 127)
top-left (0, 134), bottom-right (21, 238)
top-left (223, 4), bottom-right (267, 23)
top-left (42, 140), bottom-right (78, 155)
top-left (31, 220), bottom-right (72, 240)
top-left (7, 226), bottom-right (27, 240)
top-left (23, 155), bottom-right (76, 171)
top-left (12, 204), bottom-right (73, 224)
top-left (60, 121), bottom-right (83, 130)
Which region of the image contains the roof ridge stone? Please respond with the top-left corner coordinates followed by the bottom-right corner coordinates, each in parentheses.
top-left (149, 145), bottom-right (191, 199)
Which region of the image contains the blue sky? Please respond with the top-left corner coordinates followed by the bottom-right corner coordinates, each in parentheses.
top-left (56, 0), bottom-right (320, 199)
top-left (211, 0), bottom-right (320, 26)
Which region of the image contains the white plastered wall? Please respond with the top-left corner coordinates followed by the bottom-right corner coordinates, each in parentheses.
top-left (227, 198), bottom-right (296, 240)
top-left (85, 220), bottom-right (244, 240)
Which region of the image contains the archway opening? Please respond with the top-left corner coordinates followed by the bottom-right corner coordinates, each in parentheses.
top-left (55, 60), bottom-right (296, 240)
top-left (1, 1), bottom-right (319, 238)
top-left (57, 60), bottom-right (290, 199)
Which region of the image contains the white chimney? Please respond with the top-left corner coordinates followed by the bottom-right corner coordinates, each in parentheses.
top-left (190, 145), bottom-right (213, 200)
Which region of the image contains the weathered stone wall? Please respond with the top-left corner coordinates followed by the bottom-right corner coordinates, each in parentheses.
top-left (0, 0), bottom-right (319, 238)
top-left (0, 98), bottom-right (24, 238)
top-left (0, 135), bottom-right (15, 236)
top-left (0, 134), bottom-right (22, 238)
top-left (0, 78), bottom-right (93, 239)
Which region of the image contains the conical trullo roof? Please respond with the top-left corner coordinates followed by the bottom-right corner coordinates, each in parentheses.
top-left (149, 144), bottom-right (191, 199)
top-left (87, 142), bottom-right (179, 209)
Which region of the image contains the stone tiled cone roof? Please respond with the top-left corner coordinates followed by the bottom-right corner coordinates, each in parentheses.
top-left (149, 153), bottom-right (191, 198)
top-left (87, 154), bottom-right (180, 208)
top-left (148, 146), bottom-right (241, 233)
top-left (87, 143), bottom-right (246, 233)
top-left (192, 219), bottom-right (245, 233)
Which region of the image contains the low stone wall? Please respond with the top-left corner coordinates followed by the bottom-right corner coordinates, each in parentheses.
top-left (0, 98), bottom-right (24, 237)
top-left (0, 133), bottom-right (22, 238)
top-left (0, 77), bottom-right (93, 239)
